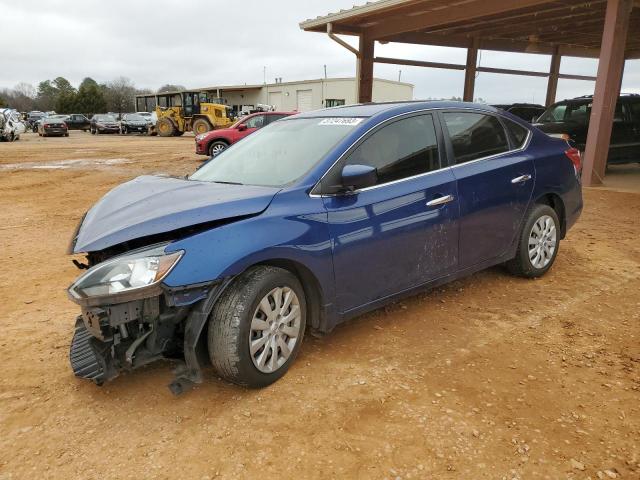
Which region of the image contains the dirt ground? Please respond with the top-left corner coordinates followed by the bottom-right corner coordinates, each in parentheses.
top-left (0, 131), bottom-right (639, 480)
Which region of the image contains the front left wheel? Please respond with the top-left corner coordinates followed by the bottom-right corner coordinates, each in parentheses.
top-left (208, 266), bottom-right (306, 388)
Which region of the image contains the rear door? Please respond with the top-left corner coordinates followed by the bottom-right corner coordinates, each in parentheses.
top-left (440, 111), bottom-right (534, 270)
top-left (321, 113), bottom-right (458, 313)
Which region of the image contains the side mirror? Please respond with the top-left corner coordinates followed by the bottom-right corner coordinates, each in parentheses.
top-left (340, 164), bottom-right (377, 192)
top-left (237, 123), bottom-right (247, 131)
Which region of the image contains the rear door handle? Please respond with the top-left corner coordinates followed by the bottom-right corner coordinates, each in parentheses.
top-left (426, 194), bottom-right (455, 207)
top-left (511, 174), bottom-right (532, 184)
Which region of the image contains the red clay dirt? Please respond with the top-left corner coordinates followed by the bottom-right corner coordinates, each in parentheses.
top-left (0, 132), bottom-right (638, 479)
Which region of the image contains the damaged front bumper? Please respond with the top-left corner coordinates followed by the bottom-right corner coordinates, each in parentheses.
top-left (68, 279), bottom-right (232, 394)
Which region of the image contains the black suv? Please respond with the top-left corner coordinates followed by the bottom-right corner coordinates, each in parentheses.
top-left (535, 94), bottom-right (640, 165)
top-left (66, 114), bottom-right (90, 131)
top-left (492, 103), bottom-right (546, 123)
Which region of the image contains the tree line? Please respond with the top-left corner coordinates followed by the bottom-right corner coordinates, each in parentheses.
top-left (0, 77), bottom-right (186, 115)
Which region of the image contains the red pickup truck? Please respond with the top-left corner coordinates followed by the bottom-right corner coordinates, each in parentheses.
top-left (195, 111), bottom-right (295, 158)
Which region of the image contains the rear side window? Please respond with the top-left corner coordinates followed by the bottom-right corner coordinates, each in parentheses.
top-left (443, 112), bottom-right (509, 164)
top-left (344, 114), bottom-right (440, 185)
top-left (504, 119), bottom-right (529, 148)
top-left (267, 114), bottom-right (289, 124)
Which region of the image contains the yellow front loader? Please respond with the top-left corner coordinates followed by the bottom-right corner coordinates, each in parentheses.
top-left (136, 91), bottom-right (232, 137)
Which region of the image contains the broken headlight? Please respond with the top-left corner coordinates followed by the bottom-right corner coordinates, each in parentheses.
top-left (68, 245), bottom-right (183, 301)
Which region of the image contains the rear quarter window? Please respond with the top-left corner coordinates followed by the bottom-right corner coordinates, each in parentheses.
top-left (504, 119), bottom-right (529, 148)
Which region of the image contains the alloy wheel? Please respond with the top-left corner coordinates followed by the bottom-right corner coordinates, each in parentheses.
top-left (249, 287), bottom-right (301, 373)
top-left (210, 144), bottom-right (226, 157)
top-left (528, 214), bottom-right (557, 269)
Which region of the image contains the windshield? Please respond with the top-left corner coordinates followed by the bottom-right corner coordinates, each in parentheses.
top-left (94, 115), bottom-right (116, 122)
top-left (190, 117), bottom-right (363, 187)
top-left (124, 114), bottom-right (145, 121)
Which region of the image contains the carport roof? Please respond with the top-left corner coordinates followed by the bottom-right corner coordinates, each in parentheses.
top-left (300, 0), bottom-right (640, 59)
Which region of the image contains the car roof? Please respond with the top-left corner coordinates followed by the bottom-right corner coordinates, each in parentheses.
top-left (295, 101), bottom-right (498, 119)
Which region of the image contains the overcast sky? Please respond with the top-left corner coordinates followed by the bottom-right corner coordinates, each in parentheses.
top-left (2, 0), bottom-right (639, 104)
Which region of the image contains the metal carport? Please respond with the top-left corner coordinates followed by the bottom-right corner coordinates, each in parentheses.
top-left (300, 0), bottom-right (639, 186)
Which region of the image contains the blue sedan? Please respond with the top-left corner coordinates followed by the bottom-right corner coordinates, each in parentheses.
top-left (67, 101), bottom-right (583, 392)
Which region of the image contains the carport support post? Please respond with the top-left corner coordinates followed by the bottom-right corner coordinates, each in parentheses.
top-left (357, 34), bottom-right (374, 103)
top-left (582, 0), bottom-right (632, 186)
top-left (545, 46), bottom-right (561, 107)
top-left (463, 38), bottom-right (479, 102)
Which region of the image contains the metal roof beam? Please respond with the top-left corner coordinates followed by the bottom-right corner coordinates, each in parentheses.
top-left (366, 0), bottom-right (558, 39)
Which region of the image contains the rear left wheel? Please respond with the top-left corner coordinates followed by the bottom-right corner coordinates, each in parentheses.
top-left (506, 204), bottom-right (560, 278)
top-left (208, 266), bottom-right (306, 387)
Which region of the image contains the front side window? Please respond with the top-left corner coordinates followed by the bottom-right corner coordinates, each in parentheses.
top-left (565, 102), bottom-right (590, 125)
top-left (319, 114), bottom-right (440, 194)
top-left (344, 114), bottom-right (440, 185)
top-left (443, 112), bottom-right (509, 164)
top-left (190, 117), bottom-right (361, 187)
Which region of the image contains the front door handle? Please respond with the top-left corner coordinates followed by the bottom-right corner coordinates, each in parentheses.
top-left (426, 194), bottom-right (455, 207)
top-left (511, 174), bottom-right (532, 184)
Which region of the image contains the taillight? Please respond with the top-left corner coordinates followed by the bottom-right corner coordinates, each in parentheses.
top-left (565, 147), bottom-right (582, 174)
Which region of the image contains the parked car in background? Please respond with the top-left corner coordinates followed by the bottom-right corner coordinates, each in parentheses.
top-left (0, 108), bottom-right (27, 141)
top-left (38, 116), bottom-right (69, 137)
top-left (119, 113), bottom-right (149, 134)
top-left (90, 114), bottom-right (120, 134)
top-left (67, 101), bottom-right (582, 392)
top-left (492, 103), bottom-right (546, 122)
top-left (535, 93), bottom-right (640, 165)
top-left (27, 111), bottom-right (45, 131)
top-left (195, 111), bottom-right (294, 157)
top-left (65, 114), bottom-right (91, 131)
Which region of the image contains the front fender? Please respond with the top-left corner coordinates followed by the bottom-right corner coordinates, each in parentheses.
top-left (162, 189), bottom-right (335, 306)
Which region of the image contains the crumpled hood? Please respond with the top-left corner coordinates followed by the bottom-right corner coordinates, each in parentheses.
top-left (71, 175), bottom-right (279, 253)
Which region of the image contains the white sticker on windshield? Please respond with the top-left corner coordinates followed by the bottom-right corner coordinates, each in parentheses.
top-left (318, 118), bottom-right (363, 126)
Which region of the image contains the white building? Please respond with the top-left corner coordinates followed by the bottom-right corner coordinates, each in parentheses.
top-left (135, 77), bottom-right (412, 115)
top-left (208, 77), bottom-right (413, 113)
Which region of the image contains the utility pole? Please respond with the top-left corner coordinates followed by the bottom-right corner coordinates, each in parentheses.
top-left (324, 64), bottom-right (327, 79)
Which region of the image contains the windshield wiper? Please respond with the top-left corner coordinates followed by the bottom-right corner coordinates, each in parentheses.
top-left (213, 180), bottom-right (244, 185)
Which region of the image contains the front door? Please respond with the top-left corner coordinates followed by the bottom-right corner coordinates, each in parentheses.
top-left (322, 113), bottom-right (459, 313)
top-left (440, 111), bottom-right (534, 269)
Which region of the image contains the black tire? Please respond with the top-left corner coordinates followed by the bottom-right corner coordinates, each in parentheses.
top-left (208, 266), bottom-right (307, 388)
top-left (192, 118), bottom-right (212, 135)
top-left (64, 132), bottom-right (69, 137)
top-left (208, 140), bottom-right (229, 157)
top-left (157, 118), bottom-right (176, 137)
top-left (506, 204), bottom-right (560, 278)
